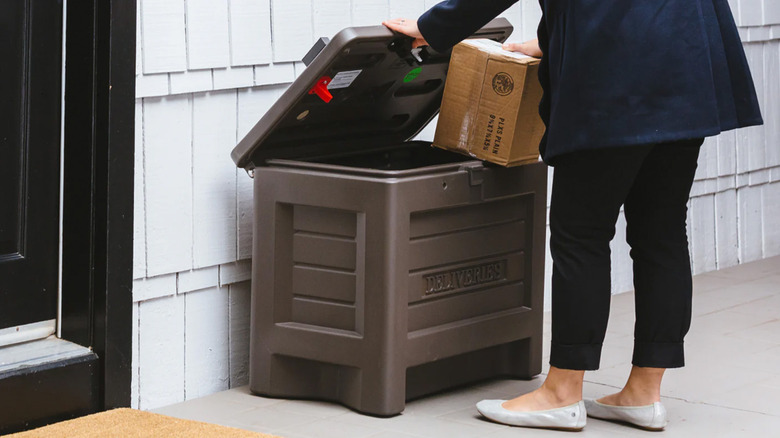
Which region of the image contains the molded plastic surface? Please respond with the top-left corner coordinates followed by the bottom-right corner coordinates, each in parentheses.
top-left (231, 19), bottom-right (513, 170)
top-left (249, 149), bottom-right (547, 416)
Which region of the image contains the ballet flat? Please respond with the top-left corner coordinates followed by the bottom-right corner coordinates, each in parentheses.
top-left (584, 399), bottom-right (667, 431)
top-left (476, 399), bottom-right (587, 431)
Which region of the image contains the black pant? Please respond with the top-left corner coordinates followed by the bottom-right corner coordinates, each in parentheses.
top-left (549, 138), bottom-right (703, 370)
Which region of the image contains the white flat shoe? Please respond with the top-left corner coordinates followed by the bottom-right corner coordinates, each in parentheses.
top-left (476, 399), bottom-right (587, 431)
top-left (584, 399), bottom-right (667, 431)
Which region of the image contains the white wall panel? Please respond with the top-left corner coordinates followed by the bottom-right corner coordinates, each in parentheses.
top-left (740, 0), bottom-right (765, 26)
top-left (254, 63), bottom-right (296, 86)
top-left (236, 172), bottom-right (254, 260)
top-left (749, 168), bottom-right (770, 185)
top-left (131, 303), bottom-right (140, 409)
top-left (727, 0), bottom-right (741, 24)
top-left (177, 266), bottom-right (220, 293)
top-left (717, 175), bottom-right (736, 192)
top-left (766, 0), bottom-right (780, 25)
top-left (424, 0), bottom-right (440, 10)
top-left (229, 0), bottom-right (273, 67)
top-left (715, 189), bottom-right (740, 269)
top-left (696, 137), bottom-right (719, 181)
top-left (293, 61), bottom-right (307, 79)
top-left (141, 0), bottom-right (187, 73)
top-left (737, 171), bottom-right (750, 188)
top-left (192, 91), bottom-right (239, 268)
top-left (236, 86), bottom-right (287, 259)
top-left (352, 0), bottom-right (390, 25)
top-left (749, 25), bottom-right (773, 41)
top-left (229, 281), bottom-right (251, 386)
top-left (213, 66), bottom-right (255, 91)
top-left (184, 287), bottom-right (230, 400)
top-left (136, 74), bottom-right (170, 98)
top-left (170, 70), bottom-right (213, 95)
top-left (736, 119), bottom-right (751, 174)
top-left (745, 43), bottom-right (767, 171)
top-left (717, 130), bottom-right (737, 177)
top-left (610, 211), bottom-right (633, 294)
top-left (220, 260), bottom-right (252, 286)
top-left (185, 0), bottom-right (231, 70)
top-left (763, 182), bottom-right (780, 257)
top-left (521, 0), bottom-right (543, 43)
top-left (389, 0), bottom-right (425, 20)
top-left (134, 101), bottom-right (146, 279)
top-left (138, 294), bottom-right (185, 410)
top-left (236, 86), bottom-right (287, 146)
top-left (739, 26), bottom-right (749, 41)
top-left (764, 41), bottom-right (780, 168)
top-left (271, 0), bottom-right (314, 63)
top-left (133, 273), bottom-right (177, 302)
top-left (144, 96), bottom-right (194, 276)
top-left (690, 195), bottom-right (718, 274)
top-left (313, 0), bottom-right (353, 40)
top-left (738, 185), bottom-right (764, 263)
top-left (137, 4), bottom-right (143, 75)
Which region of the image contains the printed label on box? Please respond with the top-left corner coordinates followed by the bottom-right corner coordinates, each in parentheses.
top-left (327, 70), bottom-right (362, 89)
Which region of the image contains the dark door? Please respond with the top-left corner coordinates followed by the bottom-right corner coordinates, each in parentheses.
top-left (0, 1), bottom-right (63, 330)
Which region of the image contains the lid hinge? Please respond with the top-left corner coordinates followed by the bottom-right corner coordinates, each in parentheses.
top-left (388, 37), bottom-right (429, 66)
top-left (463, 163), bottom-right (486, 186)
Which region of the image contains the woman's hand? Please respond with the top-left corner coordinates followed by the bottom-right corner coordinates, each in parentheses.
top-left (382, 18), bottom-right (429, 48)
top-left (502, 39), bottom-right (542, 58)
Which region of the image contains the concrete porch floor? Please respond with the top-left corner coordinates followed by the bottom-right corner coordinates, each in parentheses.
top-left (154, 256), bottom-right (780, 437)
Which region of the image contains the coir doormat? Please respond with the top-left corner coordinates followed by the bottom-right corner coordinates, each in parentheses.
top-left (4, 408), bottom-right (281, 437)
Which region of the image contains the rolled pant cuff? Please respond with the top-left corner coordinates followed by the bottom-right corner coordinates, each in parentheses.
top-left (549, 343), bottom-right (602, 370)
top-left (632, 341), bottom-right (685, 368)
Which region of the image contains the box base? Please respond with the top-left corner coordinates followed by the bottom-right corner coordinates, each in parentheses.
top-left (249, 336), bottom-right (542, 417)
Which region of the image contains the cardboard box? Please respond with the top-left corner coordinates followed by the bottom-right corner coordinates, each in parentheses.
top-left (432, 39), bottom-right (545, 167)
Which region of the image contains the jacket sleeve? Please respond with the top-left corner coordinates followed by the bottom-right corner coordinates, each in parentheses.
top-left (417, 0), bottom-right (519, 52)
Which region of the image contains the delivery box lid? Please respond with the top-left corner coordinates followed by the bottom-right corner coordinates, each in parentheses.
top-left (231, 19), bottom-right (514, 171)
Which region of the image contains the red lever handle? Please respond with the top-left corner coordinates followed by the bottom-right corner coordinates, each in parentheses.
top-left (308, 76), bottom-right (333, 103)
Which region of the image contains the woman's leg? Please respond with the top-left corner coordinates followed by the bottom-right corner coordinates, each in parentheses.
top-left (504, 144), bottom-right (653, 410)
top-left (548, 145), bottom-right (653, 370)
top-left (598, 138), bottom-right (702, 406)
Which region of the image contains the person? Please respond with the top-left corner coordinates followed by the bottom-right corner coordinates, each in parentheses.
top-left (383, 0), bottom-right (762, 431)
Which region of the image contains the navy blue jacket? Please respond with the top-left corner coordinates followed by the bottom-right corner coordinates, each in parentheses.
top-left (418, 0), bottom-right (763, 164)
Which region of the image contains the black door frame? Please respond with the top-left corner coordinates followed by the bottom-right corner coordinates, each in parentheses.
top-left (0, 0), bottom-right (135, 432)
top-left (61, 0), bottom-right (135, 410)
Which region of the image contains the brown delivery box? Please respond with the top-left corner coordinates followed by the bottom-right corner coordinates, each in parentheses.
top-left (433, 39), bottom-right (545, 167)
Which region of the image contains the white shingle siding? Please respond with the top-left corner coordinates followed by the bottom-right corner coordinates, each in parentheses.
top-left (691, 195), bottom-right (718, 274)
top-left (132, 0), bottom-right (780, 409)
top-left (272, 0), bottom-right (314, 63)
top-left (140, 0), bottom-right (187, 73)
top-left (228, 0), bottom-right (273, 67)
top-left (191, 91), bottom-right (238, 269)
top-left (184, 0), bottom-right (231, 70)
top-left (177, 266), bottom-right (220, 294)
top-left (142, 95), bottom-right (194, 276)
top-left (183, 286), bottom-right (231, 401)
top-left (138, 294), bottom-right (185, 410)
top-left (228, 281), bottom-right (252, 387)
top-left (715, 189), bottom-right (741, 268)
